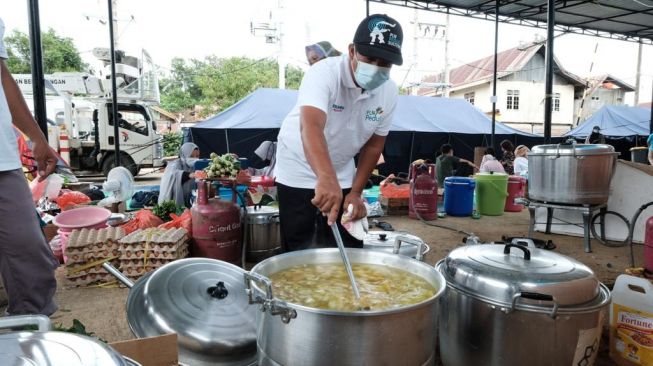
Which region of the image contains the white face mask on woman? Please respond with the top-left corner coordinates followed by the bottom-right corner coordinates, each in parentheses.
top-left (353, 54), bottom-right (391, 90)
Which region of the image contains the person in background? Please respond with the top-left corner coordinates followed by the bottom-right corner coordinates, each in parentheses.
top-left (435, 143), bottom-right (476, 186)
top-left (158, 142), bottom-right (199, 208)
top-left (585, 126), bottom-right (606, 144)
top-left (500, 139), bottom-right (515, 175)
top-left (276, 14), bottom-right (404, 252)
top-left (514, 145), bottom-right (530, 177)
top-left (479, 147), bottom-right (506, 174)
top-left (648, 132), bottom-right (653, 165)
top-left (0, 18), bottom-right (59, 316)
top-left (305, 41), bottom-right (342, 66)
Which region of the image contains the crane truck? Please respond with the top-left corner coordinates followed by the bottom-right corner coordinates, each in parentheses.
top-left (15, 48), bottom-right (164, 177)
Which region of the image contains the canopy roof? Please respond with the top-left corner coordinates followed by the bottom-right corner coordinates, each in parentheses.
top-left (193, 87), bottom-right (536, 136)
top-left (564, 105), bottom-right (652, 137)
top-left (369, 0), bottom-right (653, 45)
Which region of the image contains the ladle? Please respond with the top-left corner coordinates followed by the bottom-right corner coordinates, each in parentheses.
top-left (330, 223), bottom-right (361, 302)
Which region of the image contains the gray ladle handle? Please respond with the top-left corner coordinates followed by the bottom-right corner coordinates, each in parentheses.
top-left (102, 262), bottom-right (134, 288)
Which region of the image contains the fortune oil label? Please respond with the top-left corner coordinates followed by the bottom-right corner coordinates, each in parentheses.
top-left (611, 305), bottom-right (653, 365)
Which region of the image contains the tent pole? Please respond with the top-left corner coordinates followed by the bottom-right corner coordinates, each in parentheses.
top-left (366, 0), bottom-right (369, 16)
top-left (649, 80), bottom-right (652, 134)
top-left (543, 0), bottom-right (555, 144)
top-left (225, 130), bottom-right (230, 153)
top-left (491, 0), bottom-right (499, 147)
top-left (107, 0), bottom-right (121, 166)
top-left (409, 132), bottom-right (415, 166)
top-left (27, 0), bottom-right (48, 139)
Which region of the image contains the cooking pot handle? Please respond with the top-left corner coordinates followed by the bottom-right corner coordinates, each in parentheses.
top-left (244, 272), bottom-right (297, 324)
top-left (393, 236), bottom-right (426, 261)
top-left (503, 244), bottom-right (531, 260)
top-left (0, 315), bottom-right (52, 331)
top-left (511, 292), bottom-right (559, 318)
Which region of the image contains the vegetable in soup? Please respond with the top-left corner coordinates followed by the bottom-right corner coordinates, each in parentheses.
top-left (269, 263), bottom-right (436, 311)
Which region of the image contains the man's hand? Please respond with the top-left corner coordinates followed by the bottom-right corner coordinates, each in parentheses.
top-left (343, 191), bottom-right (367, 221)
top-left (32, 140), bottom-right (58, 181)
top-left (311, 175), bottom-right (342, 225)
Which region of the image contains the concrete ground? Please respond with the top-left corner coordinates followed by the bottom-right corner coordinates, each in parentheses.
top-left (0, 208), bottom-right (638, 365)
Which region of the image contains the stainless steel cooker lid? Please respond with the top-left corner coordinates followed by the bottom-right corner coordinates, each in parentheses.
top-left (0, 331), bottom-right (130, 366)
top-left (134, 258), bottom-right (257, 359)
top-left (246, 205), bottom-right (278, 216)
top-left (441, 244), bottom-right (600, 306)
top-left (363, 231), bottom-right (430, 257)
top-left (530, 144), bottom-right (616, 156)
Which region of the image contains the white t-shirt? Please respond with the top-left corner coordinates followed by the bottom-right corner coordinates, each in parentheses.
top-left (0, 19), bottom-right (21, 172)
top-left (275, 55), bottom-right (397, 189)
top-left (514, 156), bottom-right (528, 176)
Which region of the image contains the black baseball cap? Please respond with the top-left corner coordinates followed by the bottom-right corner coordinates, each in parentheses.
top-left (353, 14), bottom-right (403, 66)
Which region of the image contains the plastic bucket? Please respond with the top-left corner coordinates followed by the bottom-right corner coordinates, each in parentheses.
top-left (505, 176), bottom-right (527, 212)
top-left (630, 146), bottom-right (649, 164)
top-left (363, 185), bottom-right (381, 204)
top-left (218, 185), bottom-right (248, 206)
top-left (475, 173), bottom-right (508, 216)
top-left (444, 177), bottom-right (476, 216)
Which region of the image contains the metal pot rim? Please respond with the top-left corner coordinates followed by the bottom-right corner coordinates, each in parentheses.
top-left (249, 248), bottom-right (446, 316)
top-left (435, 260), bottom-right (611, 314)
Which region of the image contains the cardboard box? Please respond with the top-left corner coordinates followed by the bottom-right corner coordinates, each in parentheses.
top-left (110, 333), bottom-right (179, 366)
top-left (379, 194), bottom-right (409, 216)
top-left (42, 223), bottom-right (58, 243)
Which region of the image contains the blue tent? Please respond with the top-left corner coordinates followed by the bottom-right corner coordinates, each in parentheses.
top-left (564, 105), bottom-right (652, 137)
top-left (190, 88), bottom-right (541, 174)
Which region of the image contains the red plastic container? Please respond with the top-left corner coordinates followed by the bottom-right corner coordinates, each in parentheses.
top-left (504, 176), bottom-right (527, 212)
top-left (191, 180), bottom-right (243, 265)
top-left (645, 216), bottom-right (653, 274)
top-left (409, 163), bottom-right (438, 221)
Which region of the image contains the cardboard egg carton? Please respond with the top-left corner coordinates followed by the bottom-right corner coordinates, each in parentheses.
top-left (119, 228), bottom-right (189, 259)
top-left (65, 227), bottom-right (125, 266)
top-left (66, 272), bottom-right (118, 287)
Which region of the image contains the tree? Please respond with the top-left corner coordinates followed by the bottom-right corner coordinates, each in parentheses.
top-left (159, 56), bottom-right (304, 117)
top-left (4, 28), bottom-right (87, 74)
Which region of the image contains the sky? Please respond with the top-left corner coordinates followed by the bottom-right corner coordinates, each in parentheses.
top-left (2, 0), bottom-right (652, 105)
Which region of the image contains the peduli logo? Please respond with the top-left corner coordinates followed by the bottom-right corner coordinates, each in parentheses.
top-left (365, 106), bottom-right (384, 122)
top-left (368, 18), bottom-right (397, 47)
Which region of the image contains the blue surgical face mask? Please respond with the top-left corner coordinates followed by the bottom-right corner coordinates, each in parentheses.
top-left (353, 54), bottom-right (391, 90)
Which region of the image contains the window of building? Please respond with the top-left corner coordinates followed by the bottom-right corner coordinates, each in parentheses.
top-left (464, 92), bottom-right (475, 105)
top-left (507, 90), bottom-right (520, 110)
top-left (553, 93), bottom-right (560, 112)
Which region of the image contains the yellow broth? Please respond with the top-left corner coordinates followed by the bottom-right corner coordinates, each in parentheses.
top-left (269, 263), bottom-right (436, 311)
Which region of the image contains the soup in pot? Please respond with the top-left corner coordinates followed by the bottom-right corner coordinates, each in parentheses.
top-left (269, 263), bottom-right (436, 311)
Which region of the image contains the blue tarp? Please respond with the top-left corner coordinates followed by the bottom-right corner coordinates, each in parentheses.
top-left (194, 88), bottom-right (536, 136)
top-left (564, 105), bottom-right (652, 137)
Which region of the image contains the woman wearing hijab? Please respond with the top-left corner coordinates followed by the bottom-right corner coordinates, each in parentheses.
top-left (514, 145), bottom-right (530, 177)
top-left (158, 142), bottom-right (200, 208)
top-left (305, 41), bottom-right (342, 66)
top-left (479, 147), bottom-right (506, 173)
top-left (499, 140), bottom-right (516, 175)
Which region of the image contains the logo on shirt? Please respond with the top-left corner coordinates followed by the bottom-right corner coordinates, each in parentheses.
top-left (331, 103), bottom-right (345, 112)
top-left (365, 107), bottom-right (384, 123)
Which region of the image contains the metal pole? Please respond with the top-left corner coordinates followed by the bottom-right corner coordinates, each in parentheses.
top-left (543, 0), bottom-right (555, 144)
top-left (490, 0), bottom-right (499, 147)
top-left (634, 40), bottom-right (642, 105)
top-left (649, 80), bottom-right (652, 134)
top-left (366, 0), bottom-right (369, 16)
top-left (27, 0), bottom-right (48, 139)
top-left (108, 0), bottom-right (120, 166)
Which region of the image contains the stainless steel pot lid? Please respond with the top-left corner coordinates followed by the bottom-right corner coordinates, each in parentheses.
top-left (440, 244), bottom-right (600, 306)
top-left (363, 231), bottom-right (430, 257)
top-left (0, 331), bottom-right (130, 366)
top-left (246, 206), bottom-right (279, 224)
top-left (530, 144), bottom-right (616, 156)
top-left (130, 258), bottom-right (257, 363)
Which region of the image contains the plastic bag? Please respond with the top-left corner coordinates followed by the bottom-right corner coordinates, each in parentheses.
top-left (121, 209), bottom-right (164, 234)
top-left (365, 201), bottom-right (385, 217)
top-left (380, 174), bottom-right (410, 199)
top-left (158, 209), bottom-right (192, 233)
top-left (56, 190), bottom-right (92, 211)
top-left (30, 174), bottom-right (64, 203)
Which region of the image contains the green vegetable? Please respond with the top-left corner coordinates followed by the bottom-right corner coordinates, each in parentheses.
top-left (153, 200), bottom-right (183, 221)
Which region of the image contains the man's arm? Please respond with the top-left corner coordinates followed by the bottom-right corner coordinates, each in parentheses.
top-left (458, 157), bottom-right (477, 169)
top-left (344, 134), bottom-right (385, 220)
top-left (1, 60), bottom-right (57, 179)
top-left (648, 149), bottom-right (653, 166)
top-left (300, 106), bottom-right (342, 225)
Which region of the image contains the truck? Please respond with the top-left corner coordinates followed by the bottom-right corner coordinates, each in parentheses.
top-left (15, 48), bottom-right (164, 177)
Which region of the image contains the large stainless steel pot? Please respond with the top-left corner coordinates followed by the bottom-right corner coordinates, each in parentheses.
top-left (528, 143), bottom-right (618, 204)
top-left (437, 244), bottom-right (611, 366)
top-left (244, 205), bottom-right (281, 262)
top-left (0, 315), bottom-right (140, 366)
top-left (363, 230), bottom-right (430, 260)
top-left (245, 248), bottom-right (446, 366)
top-left (103, 258), bottom-right (257, 366)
